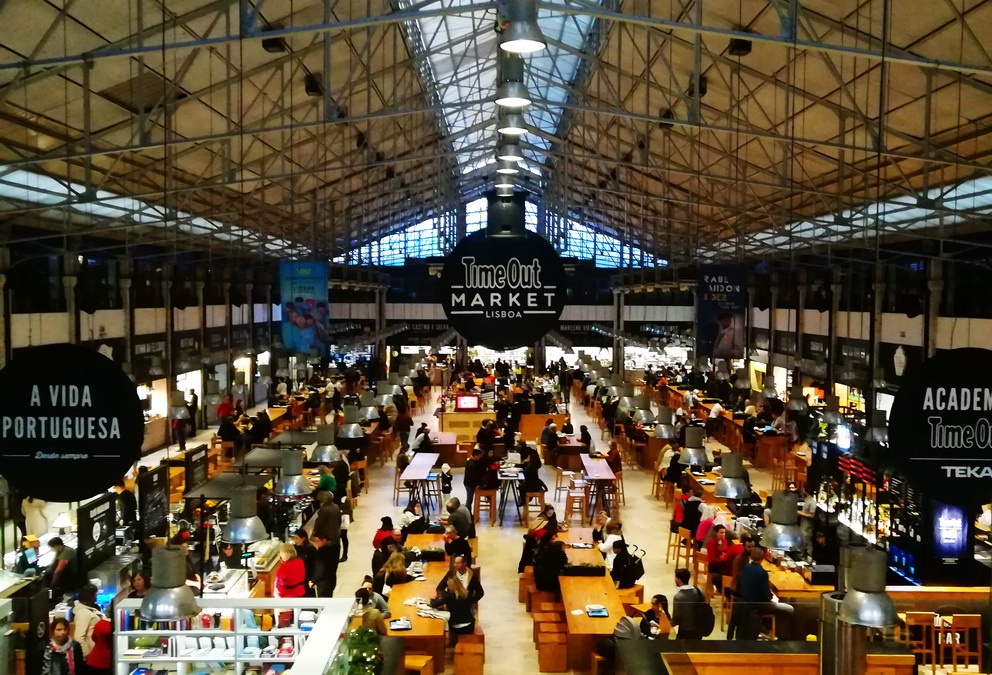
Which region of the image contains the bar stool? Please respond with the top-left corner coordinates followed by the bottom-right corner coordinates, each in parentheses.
top-left (614, 471), bottom-right (626, 505)
top-left (523, 490), bottom-right (546, 526)
top-left (351, 459), bottom-right (369, 494)
top-left (896, 612), bottom-right (937, 673)
top-left (720, 575), bottom-right (734, 630)
top-left (553, 469), bottom-right (575, 503)
top-left (564, 490), bottom-right (588, 525)
top-left (665, 528), bottom-right (681, 564)
top-left (676, 528), bottom-right (693, 570)
top-left (691, 549), bottom-right (711, 601)
top-left (393, 467), bottom-right (412, 505)
top-left (945, 614), bottom-right (982, 672)
top-left (473, 489), bottom-right (498, 525)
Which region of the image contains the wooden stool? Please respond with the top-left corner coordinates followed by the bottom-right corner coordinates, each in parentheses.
top-left (614, 471), bottom-right (625, 505)
top-left (535, 621), bottom-right (567, 645)
top-left (537, 602), bottom-right (565, 613)
top-left (454, 642), bottom-right (484, 672)
top-left (896, 611), bottom-right (936, 673)
top-left (564, 490), bottom-right (588, 526)
top-left (526, 586), bottom-right (555, 613)
top-left (523, 491), bottom-right (546, 526)
top-left (617, 584), bottom-right (645, 604)
top-left (459, 625), bottom-right (486, 659)
top-left (665, 528), bottom-right (680, 564)
top-left (404, 654), bottom-right (434, 675)
top-left (532, 612), bottom-right (565, 643)
top-left (537, 632), bottom-right (567, 672)
top-left (554, 469), bottom-right (574, 502)
top-left (660, 480), bottom-right (674, 506)
top-left (351, 458), bottom-right (369, 493)
top-left (757, 612), bottom-right (777, 639)
top-left (945, 613), bottom-right (982, 671)
top-left (473, 489), bottom-right (498, 525)
top-left (676, 528), bottom-right (693, 570)
top-left (720, 575), bottom-right (734, 630)
top-left (519, 567), bottom-right (534, 603)
top-left (692, 549), bottom-right (711, 601)
top-left (592, 653), bottom-right (607, 675)
top-left (393, 467), bottom-right (413, 505)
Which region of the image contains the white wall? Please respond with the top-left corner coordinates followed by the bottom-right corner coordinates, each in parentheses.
top-left (751, 308), bottom-right (769, 329)
top-left (773, 308), bottom-right (796, 332)
top-left (174, 307), bottom-right (200, 332)
top-left (134, 308), bottom-right (166, 335)
top-left (205, 305), bottom-right (225, 328)
top-left (622, 305), bottom-right (692, 322)
top-left (10, 313), bottom-right (70, 347)
top-left (804, 309), bottom-right (830, 336)
top-left (79, 309), bottom-right (125, 341)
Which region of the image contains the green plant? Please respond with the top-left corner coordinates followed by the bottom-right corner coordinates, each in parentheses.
top-left (327, 627), bottom-right (383, 675)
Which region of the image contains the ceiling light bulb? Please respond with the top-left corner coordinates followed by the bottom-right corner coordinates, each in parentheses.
top-left (497, 143), bottom-right (524, 162)
top-left (496, 159), bottom-right (519, 175)
top-left (500, 0), bottom-right (547, 55)
top-left (497, 112), bottom-right (528, 136)
top-left (495, 81), bottom-right (532, 107)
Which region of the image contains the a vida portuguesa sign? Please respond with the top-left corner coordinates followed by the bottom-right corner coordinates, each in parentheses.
top-left (889, 348), bottom-right (992, 505)
top-left (0, 344), bottom-right (144, 501)
top-left (440, 229), bottom-right (566, 350)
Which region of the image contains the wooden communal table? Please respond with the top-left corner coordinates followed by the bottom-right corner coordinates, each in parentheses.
top-left (559, 528), bottom-right (605, 567)
top-left (760, 560), bottom-right (833, 601)
top-left (400, 452), bottom-right (441, 517)
top-left (685, 470), bottom-right (724, 504)
top-left (429, 432), bottom-right (459, 467)
top-left (559, 575), bottom-right (627, 671)
top-left (266, 407), bottom-right (289, 424)
top-left (581, 454), bottom-right (616, 519)
top-left (405, 534), bottom-right (445, 555)
top-left (554, 437), bottom-right (588, 472)
top-left (386, 559), bottom-right (448, 672)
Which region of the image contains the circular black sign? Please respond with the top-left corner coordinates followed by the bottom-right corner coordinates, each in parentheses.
top-left (889, 348), bottom-right (992, 506)
top-left (440, 230), bottom-right (567, 350)
top-left (0, 344), bottom-right (144, 501)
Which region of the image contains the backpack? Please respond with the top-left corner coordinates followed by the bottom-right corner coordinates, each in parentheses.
top-left (695, 588), bottom-right (716, 637)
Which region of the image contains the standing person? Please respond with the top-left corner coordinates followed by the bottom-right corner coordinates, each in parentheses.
top-left (291, 530), bottom-right (316, 589)
top-left (172, 415), bottom-right (187, 452)
top-left (187, 389), bottom-right (199, 435)
top-left (114, 479), bottom-right (137, 526)
top-left (463, 447), bottom-right (484, 512)
top-left (736, 546), bottom-right (794, 639)
top-left (393, 405), bottom-right (413, 451)
top-left (47, 538), bottom-right (80, 595)
top-left (72, 584), bottom-right (105, 660)
top-left (84, 617), bottom-right (112, 675)
top-left (22, 496), bottom-right (48, 538)
top-left (443, 498), bottom-right (473, 539)
top-left (275, 544), bottom-right (307, 598)
top-left (310, 534), bottom-right (339, 597)
top-left (216, 394), bottom-right (235, 421)
top-left (671, 568), bottom-right (707, 639)
top-left (41, 618), bottom-right (84, 675)
top-left (127, 571), bottom-right (151, 599)
top-left (339, 493), bottom-right (353, 563)
top-left (313, 492), bottom-right (341, 549)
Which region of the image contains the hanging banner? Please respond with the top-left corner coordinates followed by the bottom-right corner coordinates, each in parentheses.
top-left (889, 348), bottom-right (992, 505)
top-left (696, 266), bottom-right (747, 359)
top-left (440, 230), bottom-right (566, 350)
top-left (0, 344), bottom-right (144, 502)
top-left (77, 492), bottom-right (118, 572)
top-left (279, 262), bottom-right (329, 353)
top-left (137, 465), bottom-right (170, 538)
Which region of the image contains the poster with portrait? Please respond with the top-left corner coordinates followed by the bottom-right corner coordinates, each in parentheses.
top-left (279, 262), bottom-right (329, 353)
top-left (697, 266), bottom-right (747, 359)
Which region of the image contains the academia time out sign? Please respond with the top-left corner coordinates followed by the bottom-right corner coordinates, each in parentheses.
top-left (0, 344), bottom-right (144, 502)
top-left (440, 230), bottom-right (566, 350)
top-left (889, 348), bottom-right (992, 505)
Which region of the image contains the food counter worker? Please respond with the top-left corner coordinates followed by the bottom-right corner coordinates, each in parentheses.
top-left (217, 542), bottom-right (244, 569)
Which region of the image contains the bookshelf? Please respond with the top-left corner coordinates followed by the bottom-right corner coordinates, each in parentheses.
top-left (114, 597), bottom-right (353, 675)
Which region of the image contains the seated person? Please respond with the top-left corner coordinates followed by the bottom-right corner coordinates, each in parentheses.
top-left (639, 594), bottom-right (671, 637)
top-left (355, 587), bottom-right (391, 617)
top-left (532, 531), bottom-right (567, 594)
top-left (371, 552), bottom-right (413, 597)
top-left (610, 540), bottom-right (639, 589)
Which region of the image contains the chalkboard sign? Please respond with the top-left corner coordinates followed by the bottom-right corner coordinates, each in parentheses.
top-left (137, 465), bottom-right (169, 538)
top-left (184, 444), bottom-right (209, 494)
top-left (77, 492), bottom-right (118, 572)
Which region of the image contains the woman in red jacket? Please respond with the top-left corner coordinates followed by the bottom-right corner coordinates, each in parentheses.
top-left (704, 525), bottom-right (733, 593)
top-left (84, 618), bottom-right (113, 675)
top-left (274, 544), bottom-right (307, 598)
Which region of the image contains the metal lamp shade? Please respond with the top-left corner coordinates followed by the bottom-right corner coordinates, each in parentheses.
top-left (500, 19), bottom-right (546, 54)
top-left (632, 408), bottom-right (655, 425)
top-left (678, 427), bottom-right (708, 465)
top-left (733, 368), bottom-right (749, 390)
top-left (654, 407), bottom-right (676, 438)
top-left (274, 451), bottom-right (312, 497)
top-left (714, 452), bottom-right (750, 500)
top-left (139, 547), bottom-right (200, 621)
top-left (375, 393), bottom-right (395, 407)
top-left (761, 376), bottom-right (778, 399)
top-left (310, 424), bottom-right (343, 463)
top-left (222, 486), bottom-right (269, 543)
top-left (760, 491), bottom-right (803, 551)
top-left (822, 395), bottom-right (844, 425)
top-left (838, 547), bottom-right (898, 627)
top-left (336, 406), bottom-right (367, 452)
top-left (864, 410), bottom-right (888, 444)
top-left (495, 80), bottom-right (532, 107)
top-left (585, 385), bottom-right (596, 398)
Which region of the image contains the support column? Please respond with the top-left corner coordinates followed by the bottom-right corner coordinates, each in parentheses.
top-left (745, 276), bottom-right (755, 376)
top-left (245, 280), bottom-right (254, 403)
top-left (796, 271), bottom-right (807, 370)
top-left (925, 263), bottom-right (943, 359)
top-left (163, 266), bottom-right (175, 414)
top-left (223, 278), bottom-right (232, 394)
top-left (828, 269), bottom-right (842, 390)
top-left (63, 253), bottom-right (79, 344)
top-left (0, 273), bottom-right (7, 370)
top-left (769, 273), bottom-right (780, 369)
top-left (263, 284), bottom-right (273, 351)
top-left (195, 278), bottom-right (207, 430)
top-left (868, 265), bottom-right (885, 419)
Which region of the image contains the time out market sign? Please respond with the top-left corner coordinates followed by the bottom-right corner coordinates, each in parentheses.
top-left (889, 348), bottom-right (992, 504)
top-left (0, 344), bottom-right (144, 502)
top-left (440, 230), bottom-right (566, 350)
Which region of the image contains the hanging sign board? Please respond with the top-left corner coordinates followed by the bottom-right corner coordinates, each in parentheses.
top-left (184, 444), bottom-right (210, 494)
top-left (889, 348), bottom-right (992, 505)
top-left (0, 344), bottom-right (144, 502)
top-left (77, 492), bottom-right (118, 572)
top-left (696, 266), bottom-right (747, 360)
top-left (440, 230), bottom-right (566, 350)
top-left (137, 465), bottom-right (170, 538)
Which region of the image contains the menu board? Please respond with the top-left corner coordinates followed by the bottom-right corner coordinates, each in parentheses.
top-left (137, 465), bottom-right (169, 538)
top-left (77, 492), bottom-right (117, 572)
top-left (184, 444), bottom-right (209, 494)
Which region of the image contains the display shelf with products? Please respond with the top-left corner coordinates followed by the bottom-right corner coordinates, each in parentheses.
top-left (114, 597), bottom-right (354, 675)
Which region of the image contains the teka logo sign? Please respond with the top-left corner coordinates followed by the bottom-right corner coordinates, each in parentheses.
top-left (441, 229), bottom-right (566, 350)
top-left (889, 348), bottom-right (992, 505)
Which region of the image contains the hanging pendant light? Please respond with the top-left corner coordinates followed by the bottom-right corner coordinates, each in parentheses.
top-left (358, 391), bottom-right (380, 423)
top-left (495, 54), bottom-right (531, 107)
top-left (139, 546), bottom-right (200, 622)
top-left (149, 356), bottom-right (165, 378)
top-left (497, 142), bottom-right (524, 162)
top-left (205, 379), bottom-right (222, 405)
top-left (257, 364), bottom-right (273, 386)
top-left (678, 426), bottom-right (708, 466)
top-left (733, 368), bottom-right (749, 391)
top-left (496, 159), bottom-right (520, 175)
top-left (170, 391), bottom-right (190, 420)
top-left (310, 424), bottom-right (343, 463)
top-left (864, 409), bottom-right (888, 444)
top-left (785, 380), bottom-right (808, 414)
top-left (274, 450), bottom-right (312, 498)
top-left (654, 407), bottom-right (676, 438)
top-left (714, 451), bottom-right (750, 500)
top-left (494, 175), bottom-right (515, 190)
top-left (497, 111), bottom-right (528, 136)
top-left (499, 0), bottom-right (547, 54)
top-left (761, 375), bottom-right (778, 399)
top-left (838, 547), bottom-right (898, 627)
top-left (761, 491), bottom-right (804, 551)
top-left (631, 395), bottom-right (656, 425)
top-left (222, 485), bottom-right (268, 543)
top-left (336, 405), bottom-right (367, 454)
top-left (822, 395), bottom-right (844, 425)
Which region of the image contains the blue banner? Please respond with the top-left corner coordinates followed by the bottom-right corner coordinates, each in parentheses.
top-left (280, 262), bottom-right (329, 353)
top-left (697, 266), bottom-right (747, 360)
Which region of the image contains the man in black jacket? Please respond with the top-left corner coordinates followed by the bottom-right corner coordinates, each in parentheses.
top-left (671, 568), bottom-right (707, 639)
top-left (310, 533), bottom-right (339, 597)
top-left (463, 448), bottom-right (484, 511)
top-left (443, 526), bottom-right (472, 567)
top-left (435, 555), bottom-right (485, 603)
